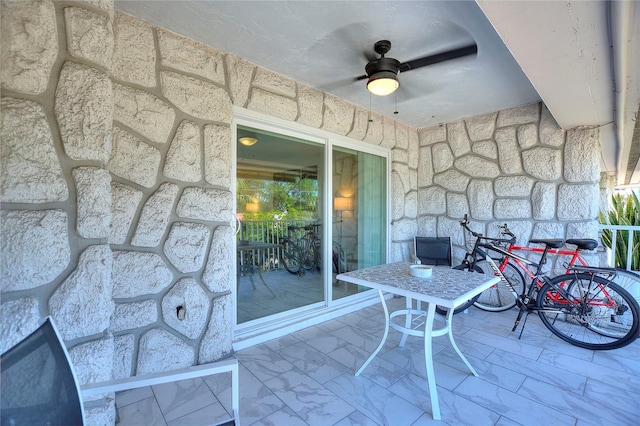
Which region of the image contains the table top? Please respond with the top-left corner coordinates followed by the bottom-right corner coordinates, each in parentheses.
top-left (236, 241), bottom-right (281, 251)
top-left (336, 262), bottom-right (500, 308)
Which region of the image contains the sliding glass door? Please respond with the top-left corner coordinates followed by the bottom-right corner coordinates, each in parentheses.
top-left (234, 118), bottom-right (388, 326)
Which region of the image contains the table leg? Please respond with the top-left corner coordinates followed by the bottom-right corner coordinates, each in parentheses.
top-left (399, 297), bottom-right (412, 347)
top-left (444, 310), bottom-right (478, 377)
top-left (254, 266), bottom-right (276, 298)
top-left (423, 303), bottom-right (441, 420)
top-left (355, 289), bottom-right (389, 376)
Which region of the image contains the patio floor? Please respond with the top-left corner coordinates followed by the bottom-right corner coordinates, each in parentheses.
top-left (115, 297), bottom-right (639, 426)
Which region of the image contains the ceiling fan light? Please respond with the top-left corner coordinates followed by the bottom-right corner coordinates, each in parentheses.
top-left (367, 71), bottom-right (399, 96)
top-left (239, 136), bottom-right (258, 146)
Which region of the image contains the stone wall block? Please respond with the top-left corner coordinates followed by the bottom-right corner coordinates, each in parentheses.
top-left (494, 176), bottom-right (534, 197)
top-left (404, 191), bottom-right (418, 219)
top-left (417, 146), bottom-right (434, 187)
top-left (447, 121), bottom-right (471, 156)
top-left (112, 12), bottom-right (156, 87)
top-left (226, 54), bottom-right (254, 107)
top-left (111, 251), bottom-right (173, 298)
top-left (392, 173), bottom-right (405, 220)
top-left (531, 222), bottom-right (565, 242)
top-left (564, 127), bottom-right (600, 182)
top-left (1, 298), bottom-right (40, 351)
top-left (557, 183), bottom-right (599, 220)
top-left (131, 183), bottom-right (179, 247)
top-left (497, 103), bottom-right (539, 127)
top-left (418, 125), bottom-right (446, 146)
top-left (55, 62), bottom-right (113, 163)
top-left (73, 167), bottom-right (112, 239)
top-left (69, 333), bottom-right (114, 385)
top-left (247, 88), bottom-right (297, 122)
top-left (495, 127), bottom-right (523, 174)
top-left (522, 147), bottom-right (562, 180)
top-left (472, 140), bottom-right (498, 159)
top-left (347, 108), bottom-right (369, 141)
top-left (517, 123), bottom-right (538, 149)
top-left (164, 222), bottom-right (211, 273)
top-left (419, 187), bottom-right (446, 215)
top-left (297, 84), bottom-right (324, 129)
top-left (158, 29), bottom-right (225, 84)
top-left (111, 300), bottom-right (157, 332)
top-left (109, 182), bottom-right (143, 245)
top-left (204, 124), bottom-right (231, 188)
top-left (65, 7), bottom-right (113, 69)
top-left (494, 199), bottom-right (531, 219)
top-left (392, 218), bottom-right (418, 241)
top-left (437, 216), bottom-right (465, 247)
top-left (176, 187), bottom-right (233, 221)
top-left (202, 226), bottom-right (234, 293)
top-left (161, 71), bottom-right (232, 123)
top-left (164, 120), bottom-right (202, 182)
top-left (381, 117), bottom-right (396, 149)
top-left (49, 245), bottom-right (114, 341)
top-left (1, 0), bottom-right (57, 94)
top-left (253, 68), bottom-right (296, 98)
top-left (417, 215), bottom-right (437, 237)
top-left (137, 329), bottom-right (195, 375)
top-left (454, 155), bottom-right (500, 178)
top-left (1, 97), bottom-right (68, 203)
top-left (363, 112), bottom-right (383, 145)
top-left (113, 84), bottom-right (175, 144)
top-left (199, 295), bottom-right (232, 363)
top-left (465, 112), bottom-right (497, 141)
top-left (162, 278), bottom-right (209, 339)
top-left (433, 170), bottom-right (469, 192)
top-left (531, 182), bottom-right (556, 220)
top-left (322, 95), bottom-right (355, 136)
top-left (467, 180), bottom-right (494, 220)
top-left (432, 142), bottom-right (454, 173)
top-left (395, 125), bottom-right (409, 150)
top-left (447, 193), bottom-right (469, 218)
top-left (393, 149), bottom-right (409, 167)
top-left (407, 130), bottom-right (420, 169)
top-left (113, 334), bottom-right (135, 380)
top-left (109, 127), bottom-right (161, 188)
top-left (540, 104), bottom-right (565, 147)
top-left (567, 221), bottom-right (599, 241)
top-left (1, 210), bottom-right (70, 291)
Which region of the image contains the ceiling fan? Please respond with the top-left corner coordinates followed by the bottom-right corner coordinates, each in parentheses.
top-left (357, 40), bottom-right (478, 96)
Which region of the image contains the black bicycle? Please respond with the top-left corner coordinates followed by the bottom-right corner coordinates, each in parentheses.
top-left (280, 224), bottom-right (321, 276)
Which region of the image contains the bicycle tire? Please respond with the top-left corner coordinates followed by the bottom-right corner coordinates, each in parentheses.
top-left (281, 242), bottom-right (302, 275)
top-left (473, 261), bottom-right (526, 312)
top-left (537, 273), bottom-right (640, 350)
top-left (434, 264), bottom-right (482, 316)
top-left (614, 269), bottom-right (640, 305)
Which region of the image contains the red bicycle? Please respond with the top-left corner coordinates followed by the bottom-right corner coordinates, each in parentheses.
top-left (458, 216), bottom-right (640, 312)
top-left (453, 215), bottom-right (639, 350)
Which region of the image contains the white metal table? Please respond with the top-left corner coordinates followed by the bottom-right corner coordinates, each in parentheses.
top-left (336, 262), bottom-right (499, 420)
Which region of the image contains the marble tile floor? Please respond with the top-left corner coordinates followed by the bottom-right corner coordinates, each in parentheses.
top-left (116, 297), bottom-right (640, 426)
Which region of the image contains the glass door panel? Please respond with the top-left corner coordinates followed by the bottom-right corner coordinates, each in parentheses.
top-left (332, 146), bottom-right (387, 301)
top-left (236, 125), bottom-right (325, 324)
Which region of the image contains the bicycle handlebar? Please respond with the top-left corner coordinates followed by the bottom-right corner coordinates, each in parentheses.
top-left (459, 214), bottom-right (516, 244)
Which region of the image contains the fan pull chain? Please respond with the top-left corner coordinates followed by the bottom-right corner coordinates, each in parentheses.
top-left (394, 91), bottom-right (399, 115)
top-left (368, 92), bottom-right (373, 122)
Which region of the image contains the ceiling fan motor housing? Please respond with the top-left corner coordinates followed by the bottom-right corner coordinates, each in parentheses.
top-left (365, 56), bottom-right (401, 77)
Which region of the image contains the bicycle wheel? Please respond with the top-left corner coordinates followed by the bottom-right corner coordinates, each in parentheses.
top-left (614, 269), bottom-right (640, 305)
top-left (473, 261), bottom-right (525, 312)
top-left (434, 264), bottom-right (482, 316)
top-left (537, 273), bottom-right (640, 350)
top-left (281, 242), bottom-right (302, 275)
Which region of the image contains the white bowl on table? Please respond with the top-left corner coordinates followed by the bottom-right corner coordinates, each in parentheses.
top-left (410, 264), bottom-right (433, 278)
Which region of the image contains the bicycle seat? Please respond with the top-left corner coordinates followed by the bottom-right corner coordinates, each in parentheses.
top-left (528, 238), bottom-right (565, 249)
top-left (565, 239), bottom-right (598, 250)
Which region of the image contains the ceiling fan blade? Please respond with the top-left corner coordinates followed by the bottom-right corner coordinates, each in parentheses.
top-left (398, 44), bottom-right (477, 73)
top-left (354, 74), bottom-right (368, 81)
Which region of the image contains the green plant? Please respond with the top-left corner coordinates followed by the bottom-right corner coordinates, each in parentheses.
top-left (599, 191), bottom-right (640, 270)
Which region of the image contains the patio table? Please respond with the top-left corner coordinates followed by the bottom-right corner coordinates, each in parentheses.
top-left (336, 261), bottom-right (499, 420)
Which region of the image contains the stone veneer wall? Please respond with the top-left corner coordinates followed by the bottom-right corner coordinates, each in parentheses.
top-left (0, 0), bottom-right (603, 422)
top-left (408, 104), bottom-right (602, 268)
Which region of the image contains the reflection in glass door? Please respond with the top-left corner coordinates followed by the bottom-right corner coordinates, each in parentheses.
top-left (332, 146), bottom-right (387, 301)
top-left (236, 125), bottom-right (325, 324)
